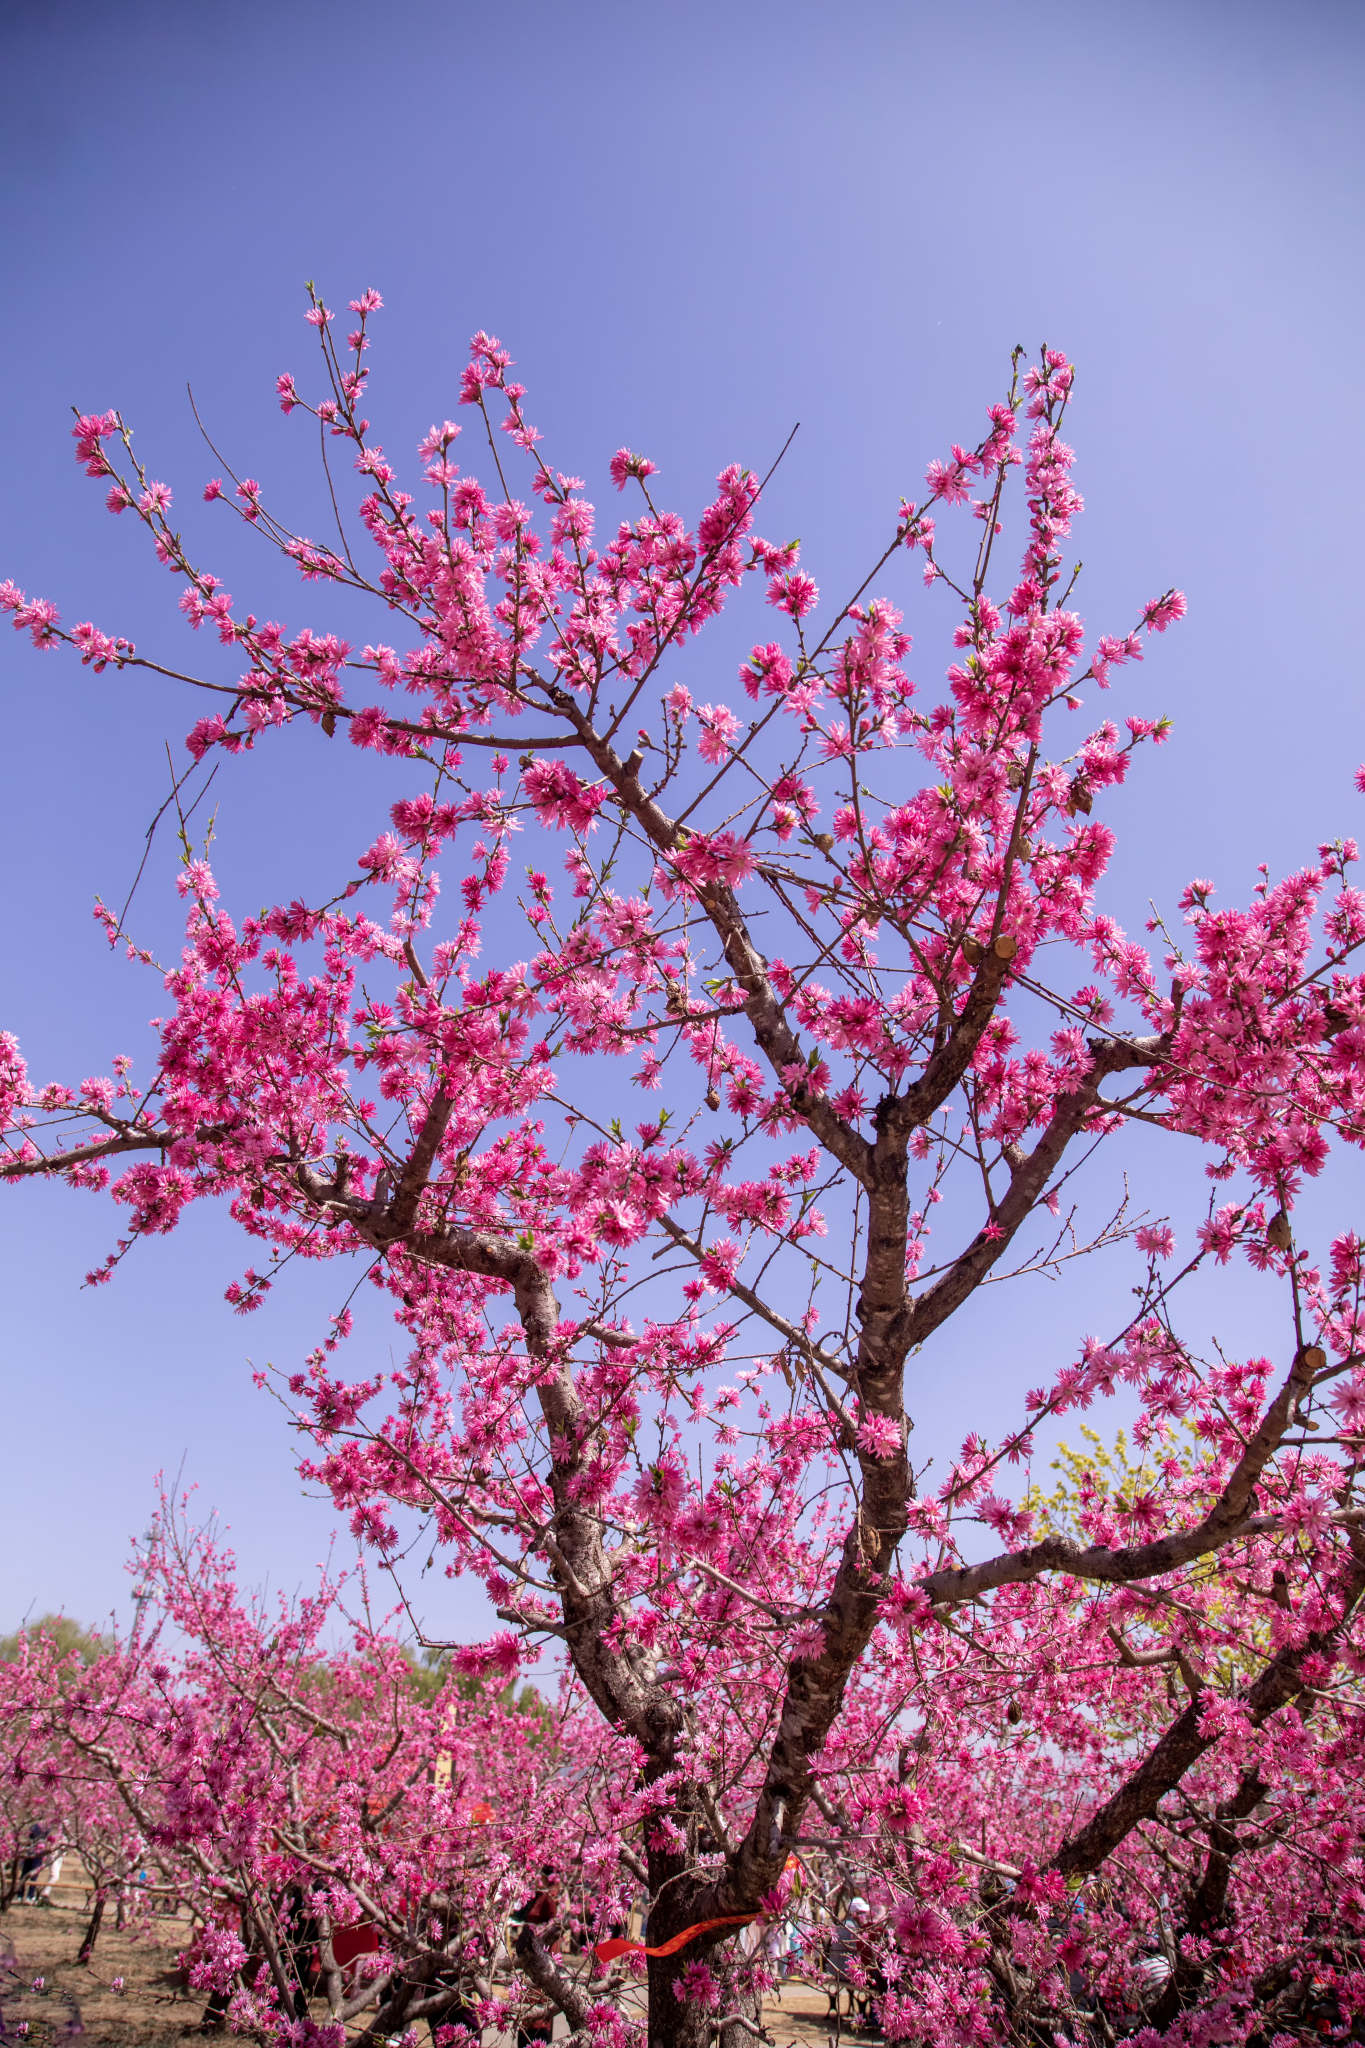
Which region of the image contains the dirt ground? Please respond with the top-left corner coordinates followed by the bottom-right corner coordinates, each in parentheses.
top-left (0, 1900), bottom-right (852, 2046)
top-left (0, 1900), bottom-right (203, 2045)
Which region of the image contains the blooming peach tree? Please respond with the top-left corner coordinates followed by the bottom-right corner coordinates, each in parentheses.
top-left (1, 1493), bottom-right (628, 2044)
top-left (5, 291), bottom-right (1365, 2045)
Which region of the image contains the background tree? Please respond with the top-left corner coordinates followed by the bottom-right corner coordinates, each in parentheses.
top-left (1, 1486), bottom-right (627, 2042)
top-left (0, 1616), bottom-right (109, 1668)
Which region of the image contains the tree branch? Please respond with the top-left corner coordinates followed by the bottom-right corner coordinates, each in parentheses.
top-left (1050, 1529), bottom-right (1365, 1881)
top-left (921, 1340), bottom-right (1325, 1606)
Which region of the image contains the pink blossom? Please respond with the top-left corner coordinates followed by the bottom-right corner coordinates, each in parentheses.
top-left (698, 1238), bottom-right (740, 1292)
top-left (608, 448), bottom-right (659, 492)
top-left (856, 1412), bottom-right (901, 1458)
top-left (671, 832), bottom-right (757, 888)
top-left (71, 410), bottom-right (120, 476)
top-left (696, 702), bottom-right (742, 763)
top-left (1142, 589), bottom-right (1187, 632)
top-left (767, 570), bottom-right (818, 620)
top-left (892, 1903), bottom-right (964, 1961)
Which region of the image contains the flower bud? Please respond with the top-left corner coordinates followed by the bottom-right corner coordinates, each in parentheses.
top-left (1266, 1209), bottom-right (1293, 1252)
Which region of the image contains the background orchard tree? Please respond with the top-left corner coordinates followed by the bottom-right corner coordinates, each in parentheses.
top-left (1, 1488), bottom-right (629, 2043)
top-left (5, 292), bottom-right (1365, 2046)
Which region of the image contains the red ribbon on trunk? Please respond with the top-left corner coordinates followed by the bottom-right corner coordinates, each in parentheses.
top-left (593, 1911), bottom-right (758, 1965)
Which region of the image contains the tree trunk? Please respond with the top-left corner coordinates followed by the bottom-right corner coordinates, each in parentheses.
top-left (77, 1890), bottom-right (106, 1963)
top-left (645, 1935), bottom-right (759, 2048)
top-left (360, 1975), bottom-right (414, 2044)
top-left (199, 1981), bottom-right (231, 2030)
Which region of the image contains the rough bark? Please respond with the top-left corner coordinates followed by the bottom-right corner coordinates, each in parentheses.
top-left (513, 1923), bottom-right (590, 2030)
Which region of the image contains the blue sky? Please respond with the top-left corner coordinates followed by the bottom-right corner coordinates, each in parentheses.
top-left (2, 0), bottom-right (1363, 1640)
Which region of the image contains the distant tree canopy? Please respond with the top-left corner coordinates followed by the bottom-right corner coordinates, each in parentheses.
top-left (408, 1643), bottom-right (549, 1722)
top-left (0, 1613), bottom-right (109, 1667)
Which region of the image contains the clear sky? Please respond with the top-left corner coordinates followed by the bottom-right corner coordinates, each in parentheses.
top-left (2, 0), bottom-right (1363, 1642)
